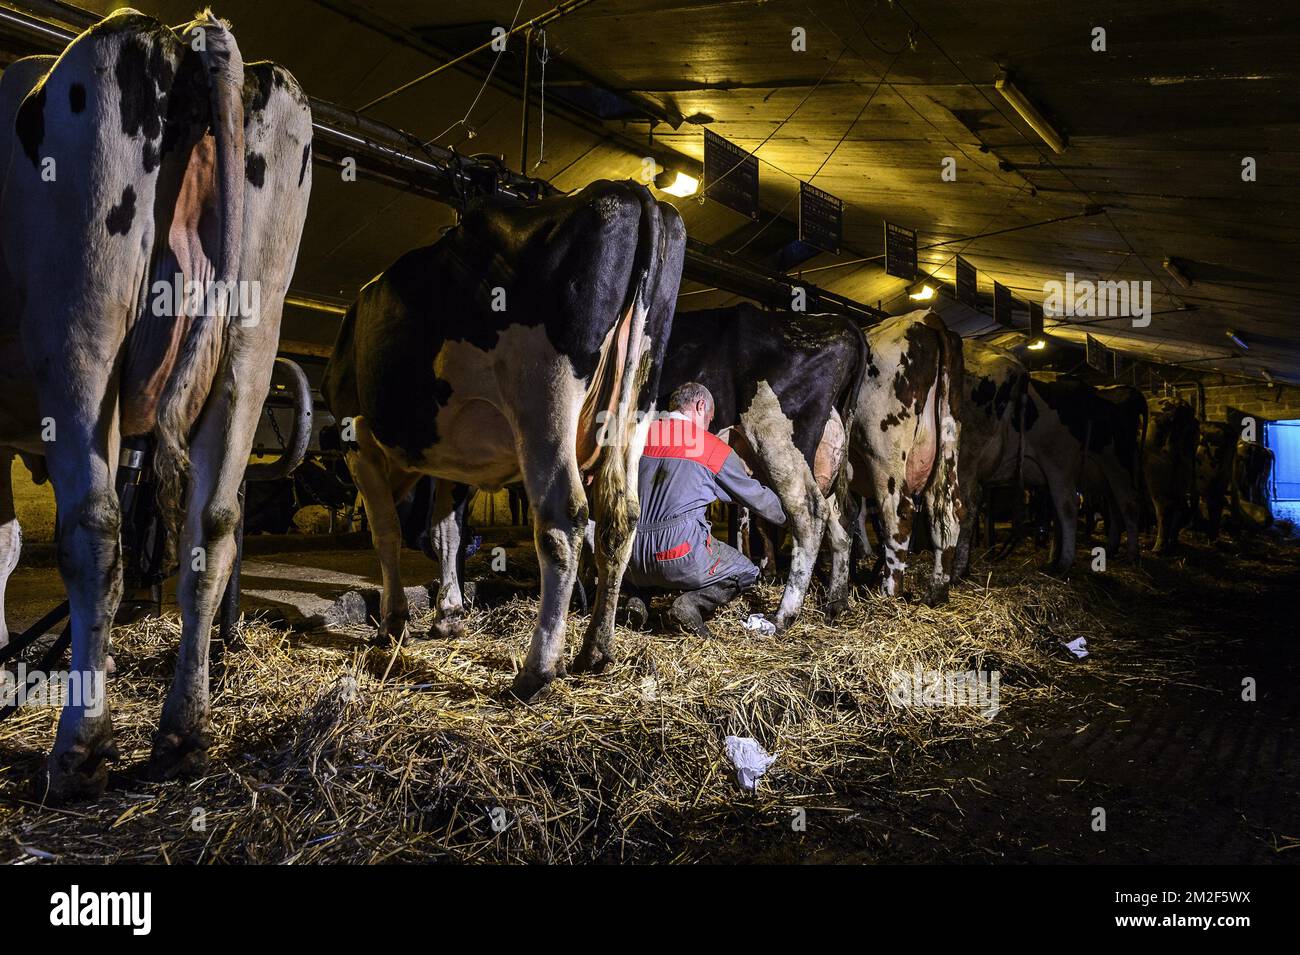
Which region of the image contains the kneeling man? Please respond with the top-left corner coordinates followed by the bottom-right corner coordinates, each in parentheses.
top-left (626, 382), bottom-right (787, 636)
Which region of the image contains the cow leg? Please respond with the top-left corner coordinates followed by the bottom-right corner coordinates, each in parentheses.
top-left (573, 410), bottom-right (652, 674)
top-left (953, 486), bottom-right (980, 581)
top-left (921, 455), bottom-right (961, 608)
top-left (772, 489), bottom-right (824, 630)
top-left (1044, 475), bottom-right (1079, 576)
top-left (511, 434), bottom-right (586, 698)
top-left (426, 480), bottom-right (468, 639)
top-left (823, 490), bottom-right (852, 621)
top-left (40, 389), bottom-right (123, 799)
top-left (0, 453), bottom-right (19, 650)
top-left (874, 477), bottom-right (914, 598)
top-left (347, 425), bottom-right (412, 644)
top-left (149, 352), bottom-right (270, 779)
top-left (1105, 494), bottom-right (1123, 556)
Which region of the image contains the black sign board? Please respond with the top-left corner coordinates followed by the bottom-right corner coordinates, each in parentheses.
top-left (955, 255), bottom-right (977, 308)
top-left (703, 129), bottom-right (759, 220)
top-left (993, 281), bottom-right (1013, 327)
top-left (1029, 300), bottom-right (1045, 339)
top-left (884, 221), bottom-right (918, 280)
top-left (798, 182), bottom-right (843, 255)
top-left (1086, 334), bottom-right (1113, 375)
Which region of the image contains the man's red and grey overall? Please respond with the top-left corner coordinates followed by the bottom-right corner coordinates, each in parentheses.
top-left (626, 413), bottom-right (787, 597)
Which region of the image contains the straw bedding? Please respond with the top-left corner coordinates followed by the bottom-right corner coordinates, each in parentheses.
top-left (0, 544), bottom-right (1214, 863)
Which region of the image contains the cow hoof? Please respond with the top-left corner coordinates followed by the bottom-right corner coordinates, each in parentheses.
top-left (571, 642), bottom-right (614, 674)
top-left (45, 739), bottom-right (119, 802)
top-left (509, 668), bottom-right (555, 702)
top-left (823, 599), bottom-right (849, 623)
top-left (378, 612), bottom-right (409, 644)
top-left (922, 585), bottom-right (950, 608)
top-left (146, 729), bottom-right (212, 782)
top-left (423, 614), bottom-right (467, 640)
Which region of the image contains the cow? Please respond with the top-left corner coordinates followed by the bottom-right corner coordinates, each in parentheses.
top-left (1196, 410), bottom-right (1258, 537)
top-left (652, 304), bottom-right (866, 627)
top-left (1143, 396), bottom-right (1199, 554)
top-left (1198, 412), bottom-right (1274, 536)
top-left (1234, 440), bottom-right (1274, 529)
top-left (845, 309), bottom-right (963, 604)
top-left (321, 180), bottom-right (686, 700)
top-left (1022, 374), bottom-right (1144, 571)
top-left (0, 9), bottom-right (312, 798)
top-left (950, 340), bottom-right (1029, 580)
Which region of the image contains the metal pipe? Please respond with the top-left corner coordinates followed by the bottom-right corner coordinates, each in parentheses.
top-left (0, 0), bottom-right (886, 320)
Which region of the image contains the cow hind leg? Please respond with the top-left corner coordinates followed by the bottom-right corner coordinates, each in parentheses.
top-left (952, 487), bottom-right (980, 582)
top-left (921, 459), bottom-right (961, 607)
top-left (149, 359), bottom-right (269, 780)
top-left (42, 404), bottom-right (123, 800)
top-left (347, 425), bottom-right (412, 645)
top-left (426, 481), bottom-right (470, 639)
top-left (511, 438), bottom-right (586, 700)
top-left (1044, 475), bottom-right (1079, 576)
top-left (868, 470), bottom-right (914, 598)
top-left (0, 453), bottom-right (20, 650)
top-left (823, 491), bottom-right (851, 622)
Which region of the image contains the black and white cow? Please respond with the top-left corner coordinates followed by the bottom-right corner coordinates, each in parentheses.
top-left (951, 340), bottom-right (1029, 580)
top-left (1143, 395), bottom-right (1199, 554)
top-left (845, 309), bottom-right (964, 603)
top-left (321, 180), bottom-right (686, 700)
top-left (1025, 375), bottom-right (1144, 570)
top-left (656, 304), bottom-right (866, 627)
top-left (0, 9), bottom-right (312, 798)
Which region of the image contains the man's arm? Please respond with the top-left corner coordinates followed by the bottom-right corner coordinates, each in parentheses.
top-left (714, 451), bottom-right (787, 526)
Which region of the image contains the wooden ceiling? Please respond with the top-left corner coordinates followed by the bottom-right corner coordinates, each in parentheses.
top-left (64, 0), bottom-right (1300, 381)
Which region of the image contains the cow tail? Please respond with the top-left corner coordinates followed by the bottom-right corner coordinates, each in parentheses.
top-left (152, 11), bottom-right (246, 544)
top-left (594, 186), bottom-right (663, 561)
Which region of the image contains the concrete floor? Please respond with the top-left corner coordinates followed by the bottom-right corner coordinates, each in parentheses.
top-left (4, 539), bottom-right (446, 636)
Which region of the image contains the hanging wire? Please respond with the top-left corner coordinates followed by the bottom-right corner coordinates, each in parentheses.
top-left (532, 28), bottom-right (550, 172)
top-left (731, 45), bottom-right (902, 255)
top-left (423, 0), bottom-right (526, 148)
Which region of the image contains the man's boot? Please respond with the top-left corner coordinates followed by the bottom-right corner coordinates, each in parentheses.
top-left (668, 579), bottom-right (743, 639)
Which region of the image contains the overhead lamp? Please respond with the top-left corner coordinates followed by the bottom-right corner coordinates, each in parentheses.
top-left (654, 169), bottom-right (699, 198)
top-left (1226, 329), bottom-right (1249, 351)
top-left (909, 284), bottom-right (936, 301)
top-left (1163, 256), bottom-right (1193, 289)
top-left (995, 72), bottom-right (1067, 154)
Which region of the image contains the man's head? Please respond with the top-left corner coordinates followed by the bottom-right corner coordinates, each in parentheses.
top-left (668, 381), bottom-right (715, 430)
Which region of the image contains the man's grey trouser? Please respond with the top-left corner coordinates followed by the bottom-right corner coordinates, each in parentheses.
top-left (624, 515), bottom-right (760, 593)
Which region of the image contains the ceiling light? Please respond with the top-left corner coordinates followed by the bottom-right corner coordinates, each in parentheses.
top-left (655, 170), bottom-right (699, 198)
top-left (909, 284), bottom-right (935, 301)
top-left (995, 72), bottom-right (1067, 154)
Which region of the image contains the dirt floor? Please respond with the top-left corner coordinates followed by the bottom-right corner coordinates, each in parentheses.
top-left (726, 534), bottom-right (1300, 863)
top-left (1, 523), bottom-right (1297, 864)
